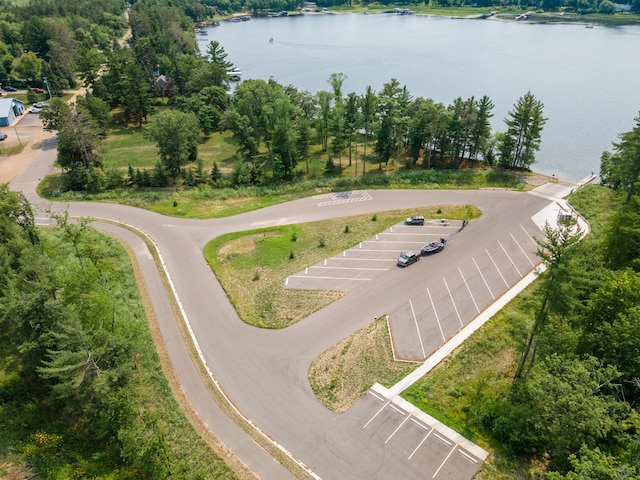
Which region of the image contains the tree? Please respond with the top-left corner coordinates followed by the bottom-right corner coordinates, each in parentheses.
top-left (10, 52), bottom-right (42, 83)
top-left (600, 112), bottom-right (640, 204)
top-left (499, 91), bottom-right (547, 170)
top-left (604, 196), bottom-right (640, 271)
top-left (296, 116), bottom-right (312, 174)
top-left (360, 86), bottom-right (378, 176)
top-left (143, 110), bottom-right (200, 180)
top-left (41, 100), bottom-right (104, 191)
top-left (76, 47), bottom-right (105, 88)
top-left (344, 92), bottom-right (361, 170)
top-left (469, 95), bottom-right (494, 161)
top-left (375, 79), bottom-right (404, 169)
top-left (514, 222), bottom-right (581, 381)
top-left (271, 96), bottom-right (298, 179)
top-left (577, 269), bottom-right (640, 404)
top-left (514, 355), bottom-right (627, 471)
top-left (316, 90), bottom-right (332, 152)
top-left (328, 72), bottom-right (347, 103)
top-left (206, 40), bottom-right (233, 72)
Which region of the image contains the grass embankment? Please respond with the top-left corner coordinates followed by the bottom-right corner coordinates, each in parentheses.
top-left (309, 316), bottom-right (418, 412)
top-left (204, 205), bottom-right (481, 328)
top-left (0, 228), bottom-right (241, 479)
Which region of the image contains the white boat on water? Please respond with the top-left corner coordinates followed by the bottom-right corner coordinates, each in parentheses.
top-left (228, 67), bottom-right (242, 80)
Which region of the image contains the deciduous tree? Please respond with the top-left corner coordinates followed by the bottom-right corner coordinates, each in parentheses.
top-left (143, 110), bottom-right (200, 180)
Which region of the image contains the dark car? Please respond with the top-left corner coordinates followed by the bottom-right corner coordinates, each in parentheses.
top-left (2, 85), bottom-right (16, 92)
top-left (421, 241), bottom-right (445, 255)
top-left (404, 215), bottom-right (425, 226)
top-left (397, 251), bottom-right (421, 267)
top-left (0, 134), bottom-right (7, 141)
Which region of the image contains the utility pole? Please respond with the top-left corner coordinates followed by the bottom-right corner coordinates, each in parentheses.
top-left (43, 76), bottom-right (52, 99)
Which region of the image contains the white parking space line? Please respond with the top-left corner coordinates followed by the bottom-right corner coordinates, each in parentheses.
top-left (433, 433), bottom-right (453, 447)
top-left (363, 240), bottom-right (440, 244)
top-left (408, 428), bottom-right (434, 461)
top-left (443, 277), bottom-right (463, 327)
top-left (432, 445), bottom-right (457, 478)
top-left (390, 404), bottom-right (406, 416)
top-left (310, 266), bottom-right (388, 271)
top-left (386, 415), bottom-right (411, 444)
top-left (485, 249), bottom-right (509, 288)
top-left (498, 240), bottom-right (522, 277)
top-left (520, 224), bottom-right (538, 247)
top-left (333, 257), bottom-right (396, 261)
top-left (458, 449), bottom-right (479, 464)
top-left (350, 248), bottom-right (412, 253)
top-left (409, 299), bottom-right (427, 359)
top-left (368, 390), bottom-right (385, 402)
top-left (363, 400), bottom-right (391, 429)
top-left (458, 267), bottom-right (480, 314)
top-left (410, 417), bottom-right (430, 431)
top-left (288, 275), bottom-right (371, 281)
top-left (510, 232), bottom-right (537, 268)
top-left (473, 257), bottom-right (495, 300)
top-left (427, 288), bottom-right (446, 342)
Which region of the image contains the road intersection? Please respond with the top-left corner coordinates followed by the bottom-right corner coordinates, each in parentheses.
top-left (9, 139), bottom-right (586, 479)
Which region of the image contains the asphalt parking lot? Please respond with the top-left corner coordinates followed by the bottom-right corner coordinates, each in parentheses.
top-left (286, 216), bottom-right (541, 361)
top-left (285, 218), bottom-right (457, 291)
top-left (327, 386), bottom-right (486, 479)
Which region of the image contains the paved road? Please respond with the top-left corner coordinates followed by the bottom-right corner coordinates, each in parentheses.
top-left (11, 142), bottom-right (572, 479)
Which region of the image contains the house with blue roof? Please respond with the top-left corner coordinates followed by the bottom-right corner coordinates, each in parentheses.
top-left (0, 98), bottom-right (25, 126)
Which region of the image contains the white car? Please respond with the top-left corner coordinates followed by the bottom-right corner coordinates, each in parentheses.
top-left (28, 107), bottom-right (41, 114)
top-left (33, 102), bottom-right (49, 108)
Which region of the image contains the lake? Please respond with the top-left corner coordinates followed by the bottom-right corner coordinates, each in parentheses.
top-left (201, 14), bottom-right (640, 182)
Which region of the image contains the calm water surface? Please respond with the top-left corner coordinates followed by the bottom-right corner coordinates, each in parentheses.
top-left (202, 15), bottom-right (640, 182)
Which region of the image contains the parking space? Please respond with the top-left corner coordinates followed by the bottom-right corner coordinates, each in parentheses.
top-left (389, 222), bottom-right (542, 360)
top-left (334, 390), bottom-right (484, 480)
top-left (284, 220), bottom-right (458, 291)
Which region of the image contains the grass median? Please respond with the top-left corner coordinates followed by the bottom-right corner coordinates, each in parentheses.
top-left (204, 205), bottom-right (481, 329)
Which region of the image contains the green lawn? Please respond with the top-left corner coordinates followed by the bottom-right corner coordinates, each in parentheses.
top-left (102, 126), bottom-right (241, 171)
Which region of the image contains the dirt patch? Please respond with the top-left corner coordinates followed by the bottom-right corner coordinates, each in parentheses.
top-left (520, 172), bottom-right (555, 190)
top-left (218, 232), bottom-right (281, 261)
top-left (0, 126), bottom-right (55, 184)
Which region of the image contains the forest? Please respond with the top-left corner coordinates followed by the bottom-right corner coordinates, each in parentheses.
top-left (1, 0), bottom-right (639, 478)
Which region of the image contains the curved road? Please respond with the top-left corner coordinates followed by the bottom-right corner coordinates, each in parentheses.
top-left (10, 140), bottom-right (573, 479)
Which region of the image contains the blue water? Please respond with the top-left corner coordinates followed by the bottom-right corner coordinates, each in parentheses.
top-left (202, 14), bottom-right (640, 182)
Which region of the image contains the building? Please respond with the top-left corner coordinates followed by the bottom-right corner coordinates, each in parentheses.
top-left (0, 98), bottom-right (25, 126)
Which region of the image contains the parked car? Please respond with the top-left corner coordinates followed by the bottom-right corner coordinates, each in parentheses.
top-left (32, 87), bottom-right (45, 93)
top-left (2, 85), bottom-right (16, 92)
top-left (421, 241), bottom-right (445, 256)
top-left (28, 107), bottom-right (41, 114)
top-left (404, 215), bottom-right (425, 226)
top-left (33, 102), bottom-right (49, 108)
top-left (397, 251), bottom-right (421, 267)
top-left (0, 134), bottom-right (8, 141)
